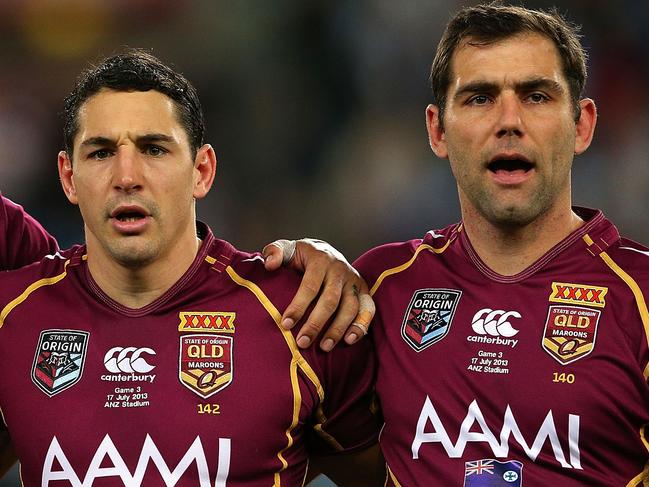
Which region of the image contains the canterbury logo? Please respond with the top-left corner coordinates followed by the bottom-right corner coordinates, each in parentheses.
top-left (179, 312), bottom-right (236, 333)
top-left (471, 309), bottom-right (521, 337)
top-left (104, 347), bottom-right (156, 374)
top-left (549, 282), bottom-right (607, 308)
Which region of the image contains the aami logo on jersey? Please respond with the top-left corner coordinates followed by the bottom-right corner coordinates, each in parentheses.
top-left (401, 288), bottom-right (462, 352)
top-left (549, 282), bottom-right (607, 308)
top-left (31, 329), bottom-right (90, 397)
top-left (43, 434), bottom-right (231, 486)
top-left (179, 334), bottom-right (233, 398)
top-left (542, 305), bottom-right (601, 364)
top-left (101, 347), bottom-right (156, 383)
top-left (413, 396), bottom-right (581, 470)
top-left (178, 311), bottom-right (236, 333)
top-left (467, 309), bottom-right (520, 348)
top-left (464, 459), bottom-right (523, 487)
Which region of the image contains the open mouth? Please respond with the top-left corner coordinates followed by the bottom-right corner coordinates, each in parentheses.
top-left (115, 211), bottom-right (146, 222)
top-left (110, 206), bottom-right (149, 223)
top-left (487, 158), bottom-right (534, 173)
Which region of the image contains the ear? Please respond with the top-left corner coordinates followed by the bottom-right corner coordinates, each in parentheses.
top-left (58, 151), bottom-right (79, 205)
top-left (574, 98), bottom-right (597, 155)
top-left (192, 144), bottom-right (217, 199)
top-left (426, 104), bottom-right (448, 158)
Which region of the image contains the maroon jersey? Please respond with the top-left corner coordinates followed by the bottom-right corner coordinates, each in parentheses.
top-left (0, 223), bottom-right (378, 486)
top-left (0, 194), bottom-right (58, 270)
top-left (355, 208), bottom-right (649, 486)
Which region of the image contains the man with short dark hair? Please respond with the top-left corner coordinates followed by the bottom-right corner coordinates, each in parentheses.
top-left (357, 4), bottom-right (649, 485)
top-left (268, 3), bottom-right (649, 485)
top-left (0, 49), bottom-right (381, 485)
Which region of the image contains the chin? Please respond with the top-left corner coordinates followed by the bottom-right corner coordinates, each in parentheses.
top-left (109, 244), bottom-right (159, 269)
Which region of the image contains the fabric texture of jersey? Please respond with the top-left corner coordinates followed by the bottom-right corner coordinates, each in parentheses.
top-left (0, 223), bottom-right (379, 487)
top-left (355, 207), bottom-right (649, 487)
top-left (0, 194), bottom-right (58, 270)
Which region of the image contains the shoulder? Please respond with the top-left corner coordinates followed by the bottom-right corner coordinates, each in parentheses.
top-left (0, 194), bottom-right (59, 270)
top-left (354, 223), bottom-right (460, 290)
top-left (603, 237), bottom-right (649, 287)
top-left (211, 240), bottom-right (303, 314)
top-left (0, 247), bottom-right (79, 321)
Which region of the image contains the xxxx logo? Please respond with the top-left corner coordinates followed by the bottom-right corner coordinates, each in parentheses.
top-left (549, 282), bottom-right (607, 309)
top-left (178, 312), bottom-right (236, 333)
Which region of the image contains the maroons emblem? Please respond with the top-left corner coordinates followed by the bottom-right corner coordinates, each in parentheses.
top-left (179, 334), bottom-right (233, 398)
top-left (542, 305), bottom-right (600, 364)
top-left (401, 288), bottom-right (462, 352)
top-left (32, 329), bottom-right (90, 397)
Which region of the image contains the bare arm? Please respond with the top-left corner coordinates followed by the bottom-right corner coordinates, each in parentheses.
top-left (308, 444), bottom-right (385, 486)
top-left (0, 431), bottom-right (17, 479)
top-left (263, 239), bottom-right (375, 351)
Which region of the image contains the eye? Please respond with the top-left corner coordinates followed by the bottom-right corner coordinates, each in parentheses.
top-left (89, 149), bottom-right (112, 160)
top-left (144, 145), bottom-right (167, 157)
top-left (467, 94), bottom-right (492, 106)
top-left (526, 92), bottom-right (549, 104)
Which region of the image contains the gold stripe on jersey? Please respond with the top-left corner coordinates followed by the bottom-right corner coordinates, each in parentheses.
top-left (0, 259), bottom-right (70, 329)
top-left (224, 266), bottom-right (327, 483)
top-left (387, 465), bottom-right (403, 487)
top-left (205, 255), bottom-right (217, 264)
top-left (312, 404), bottom-right (344, 451)
top-left (370, 241), bottom-right (453, 297)
top-left (583, 234), bottom-right (649, 380)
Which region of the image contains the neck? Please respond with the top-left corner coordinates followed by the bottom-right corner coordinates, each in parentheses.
top-left (461, 204), bottom-right (584, 276)
top-left (86, 229), bottom-right (202, 309)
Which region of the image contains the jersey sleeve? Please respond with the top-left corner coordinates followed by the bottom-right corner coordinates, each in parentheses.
top-left (302, 333), bottom-right (381, 455)
top-left (0, 195), bottom-right (59, 270)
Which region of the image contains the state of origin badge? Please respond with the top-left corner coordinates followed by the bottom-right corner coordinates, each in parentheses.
top-left (31, 329), bottom-right (90, 397)
top-left (401, 289), bottom-right (462, 352)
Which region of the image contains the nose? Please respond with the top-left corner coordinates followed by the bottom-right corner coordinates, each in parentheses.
top-left (495, 92), bottom-right (524, 139)
top-left (113, 146), bottom-right (143, 193)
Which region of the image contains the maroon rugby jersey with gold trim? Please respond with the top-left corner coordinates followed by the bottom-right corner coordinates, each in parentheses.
top-left (0, 223), bottom-right (379, 486)
top-left (355, 207), bottom-right (649, 486)
top-left (0, 194), bottom-right (58, 270)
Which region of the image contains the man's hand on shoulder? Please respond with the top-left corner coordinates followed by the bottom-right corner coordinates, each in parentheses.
top-left (263, 239), bottom-right (375, 351)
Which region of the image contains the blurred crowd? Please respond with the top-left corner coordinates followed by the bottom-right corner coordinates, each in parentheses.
top-left (0, 0), bottom-right (648, 481)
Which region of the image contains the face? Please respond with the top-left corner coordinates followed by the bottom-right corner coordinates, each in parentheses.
top-left (427, 33), bottom-right (596, 227)
top-left (58, 89), bottom-right (215, 268)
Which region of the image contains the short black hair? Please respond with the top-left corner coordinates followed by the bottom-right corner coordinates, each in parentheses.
top-left (63, 48), bottom-right (204, 157)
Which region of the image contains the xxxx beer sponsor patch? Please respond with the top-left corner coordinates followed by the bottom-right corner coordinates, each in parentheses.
top-left (542, 305), bottom-right (600, 365)
top-left (178, 311), bottom-right (236, 333)
top-left (179, 334), bottom-right (233, 398)
top-left (549, 282), bottom-right (607, 308)
top-left (402, 288), bottom-right (462, 352)
top-left (32, 329), bottom-right (90, 397)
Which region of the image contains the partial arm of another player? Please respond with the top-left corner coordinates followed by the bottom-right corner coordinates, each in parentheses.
top-left (308, 444), bottom-right (385, 486)
top-left (0, 431), bottom-right (17, 479)
top-left (263, 239), bottom-right (375, 351)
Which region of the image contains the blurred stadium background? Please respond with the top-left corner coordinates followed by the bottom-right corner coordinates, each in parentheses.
top-left (0, 0), bottom-right (647, 485)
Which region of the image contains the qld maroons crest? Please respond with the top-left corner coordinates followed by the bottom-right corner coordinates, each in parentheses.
top-left (179, 334), bottom-right (233, 398)
top-left (401, 288), bottom-right (462, 352)
top-left (31, 329), bottom-right (90, 397)
top-left (542, 305), bottom-right (600, 364)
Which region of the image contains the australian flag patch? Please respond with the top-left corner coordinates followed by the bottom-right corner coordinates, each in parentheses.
top-left (463, 459), bottom-right (523, 486)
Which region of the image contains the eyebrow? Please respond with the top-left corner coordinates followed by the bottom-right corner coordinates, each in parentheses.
top-left (453, 77), bottom-right (566, 101)
top-left (80, 133), bottom-right (176, 147)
